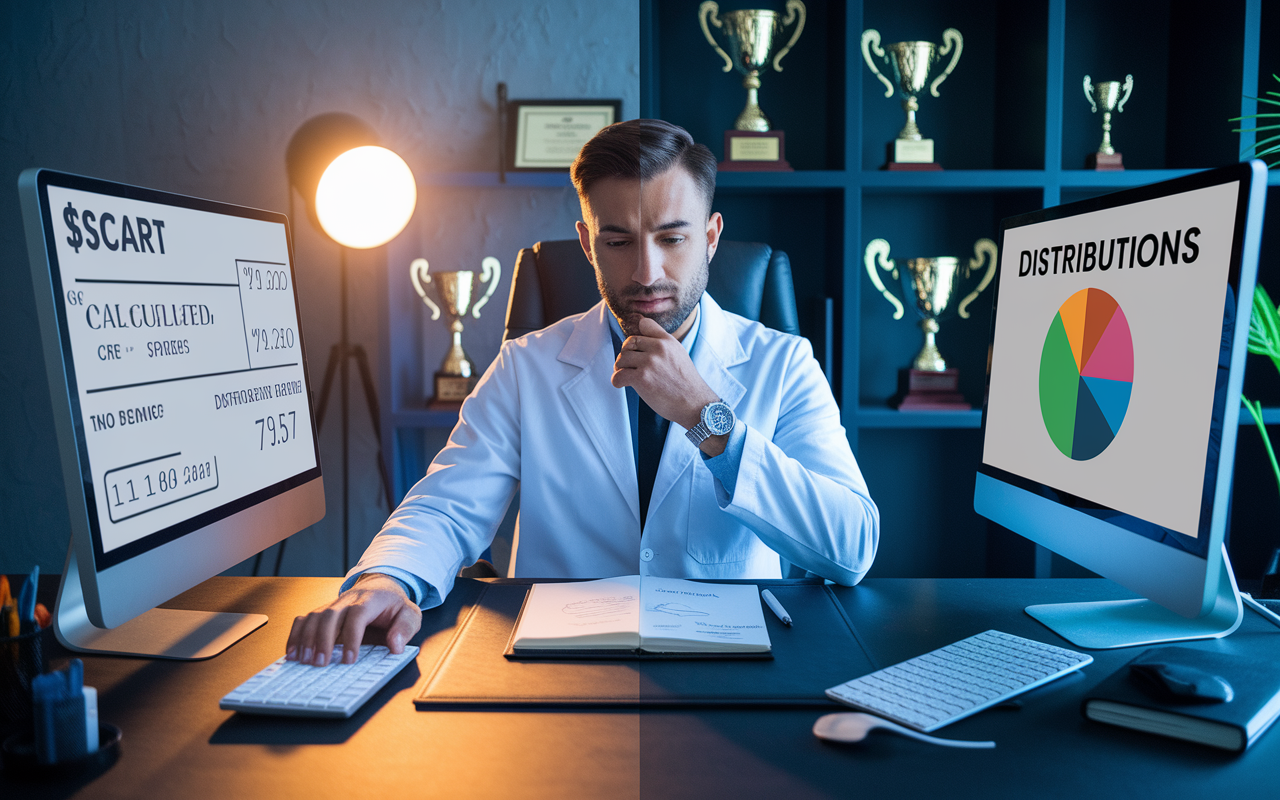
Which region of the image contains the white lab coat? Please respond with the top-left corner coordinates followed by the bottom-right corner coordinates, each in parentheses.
top-left (352, 294), bottom-right (878, 607)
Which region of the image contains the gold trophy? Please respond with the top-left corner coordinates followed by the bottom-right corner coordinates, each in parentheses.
top-left (861, 28), bottom-right (963, 170)
top-left (1084, 74), bottom-right (1132, 171)
top-left (410, 256), bottom-right (502, 408)
top-left (699, 0), bottom-right (805, 171)
top-left (864, 237), bottom-right (997, 409)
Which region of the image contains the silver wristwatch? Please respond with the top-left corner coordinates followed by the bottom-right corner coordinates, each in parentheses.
top-left (685, 399), bottom-right (735, 446)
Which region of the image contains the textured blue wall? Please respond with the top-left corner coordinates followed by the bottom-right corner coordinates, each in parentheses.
top-left (0, 1), bottom-right (639, 574)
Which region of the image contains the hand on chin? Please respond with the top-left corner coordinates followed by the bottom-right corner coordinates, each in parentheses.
top-left (621, 301), bottom-right (672, 335)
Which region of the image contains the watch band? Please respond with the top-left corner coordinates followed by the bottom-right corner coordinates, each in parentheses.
top-left (685, 421), bottom-right (714, 446)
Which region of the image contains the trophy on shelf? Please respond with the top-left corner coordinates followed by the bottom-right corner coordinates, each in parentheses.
top-left (864, 237), bottom-right (997, 410)
top-left (410, 256), bottom-right (502, 408)
top-left (861, 28), bottom-right (963, 170)
top-left (1083, 75), bottom-right (1133, 171)
top-left (698, 0), bottom-right (805, 171)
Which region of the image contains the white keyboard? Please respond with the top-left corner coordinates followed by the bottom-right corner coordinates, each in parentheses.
top-left (220, 644), bottom-right (420, 719)
top-left (825, 630), bottom-right (1091, 733)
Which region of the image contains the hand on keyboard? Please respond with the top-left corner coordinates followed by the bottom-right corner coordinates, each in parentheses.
top-left (222, 644), bottom-right (420, 719)
top-left (286, 573), bottom-right (422, 666)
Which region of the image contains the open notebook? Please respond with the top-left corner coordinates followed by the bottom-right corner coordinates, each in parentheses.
top-left (506, 576), bottom-right (772, 656)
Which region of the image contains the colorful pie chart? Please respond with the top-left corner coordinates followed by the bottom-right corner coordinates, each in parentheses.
top-left (1039, 288), bottom-right (1133, 460)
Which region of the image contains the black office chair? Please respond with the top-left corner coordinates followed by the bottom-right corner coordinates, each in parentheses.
top-left (503, 239), bottom-right (800, 339)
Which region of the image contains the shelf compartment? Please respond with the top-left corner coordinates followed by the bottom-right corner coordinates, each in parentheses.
top-left (1061, 0), bottom-right (1246, 171)
top-left (858, 190), bottom-right (1037, 409)
top-left (653, 0), bottom-right (845, 171)
top-left (860, 0), bottom-right (1048, 171)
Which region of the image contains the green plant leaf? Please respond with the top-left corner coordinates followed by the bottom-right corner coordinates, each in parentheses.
top-left (1242, 394), bottom-right (1280, 501)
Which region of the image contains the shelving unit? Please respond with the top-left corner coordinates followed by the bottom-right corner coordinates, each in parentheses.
top-left (637, 0), bottom-right (1278, 578)
top-left (383, 0), bottom-right (1276, 578)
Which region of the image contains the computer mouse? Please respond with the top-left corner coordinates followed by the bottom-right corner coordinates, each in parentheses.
top-left (1129, 661), bottom-right (1233, 704)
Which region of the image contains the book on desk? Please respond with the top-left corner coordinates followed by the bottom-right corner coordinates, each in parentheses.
top-left (1083, 645), bottom-right (1280, 753)
top-left (504, 576), bottom-right (771, 657)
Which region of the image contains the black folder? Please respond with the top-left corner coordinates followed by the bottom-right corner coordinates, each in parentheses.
top-left (414, 580), bottom-right (876, 708)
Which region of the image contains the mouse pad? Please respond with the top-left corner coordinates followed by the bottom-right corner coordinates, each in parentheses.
top-left (414, 581), bottom-right (875, 708)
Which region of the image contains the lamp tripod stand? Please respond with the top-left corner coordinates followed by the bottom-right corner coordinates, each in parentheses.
top-left (254, 246), bottom-right (395, 577)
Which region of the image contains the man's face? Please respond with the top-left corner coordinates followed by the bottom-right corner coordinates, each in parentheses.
top-left (576, 166), bottom-right (723, 339)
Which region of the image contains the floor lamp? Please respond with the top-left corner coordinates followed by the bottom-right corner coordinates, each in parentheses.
top-left (268, 114), bottom-right (418, 576)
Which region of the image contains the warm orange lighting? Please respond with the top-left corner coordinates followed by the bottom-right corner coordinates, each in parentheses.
top-left (315, 146), bottom-right (417, 249)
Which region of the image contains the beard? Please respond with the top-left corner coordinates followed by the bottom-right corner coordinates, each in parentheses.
top-left (597, 254), bottom-right (709, 337)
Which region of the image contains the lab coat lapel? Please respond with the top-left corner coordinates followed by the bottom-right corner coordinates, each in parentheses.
top-left (558, 303), bottom-right (641, 525)
top-left (646, 295), bottom-right (747, 521)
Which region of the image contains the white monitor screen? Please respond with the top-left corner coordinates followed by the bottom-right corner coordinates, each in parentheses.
top-left (36, 173), bottom-right (321, 570)
top-left (982, 179), bottom-right (1243, 556)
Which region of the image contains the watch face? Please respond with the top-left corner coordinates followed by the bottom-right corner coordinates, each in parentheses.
top-left (704, 402), bottom-right (734, 436)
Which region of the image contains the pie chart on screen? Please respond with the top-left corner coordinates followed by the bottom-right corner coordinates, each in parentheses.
top-left (1039, 288), bottom-right (1133, 460)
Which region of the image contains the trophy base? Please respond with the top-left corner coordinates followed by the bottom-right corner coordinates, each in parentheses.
top-left (895, 368), bottom-right (970, 411)
top-left (884, 140), bottom-right (942, 170)
top-left (884, 161), bottom-right (943, 171)
top-left (1086, 151), bottom-right (1124, 171)
top-left (428, 372), bottom-right (476, 408)
top-left (718, 131), bottom-right (793, 171)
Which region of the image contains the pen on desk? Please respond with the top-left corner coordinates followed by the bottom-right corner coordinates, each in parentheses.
top-left (1241, 592), bottom-right (1280, 631)
top-left (761, 589), bottom-right (792, 627)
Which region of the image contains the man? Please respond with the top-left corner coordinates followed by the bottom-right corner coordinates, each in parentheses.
top-left (287, 120), bottom-right (878, 666)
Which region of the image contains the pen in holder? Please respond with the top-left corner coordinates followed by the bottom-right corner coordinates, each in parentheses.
top-left (0, 625), bottom-right (46, 732)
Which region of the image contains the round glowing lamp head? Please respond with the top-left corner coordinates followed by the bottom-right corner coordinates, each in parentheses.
top-left (314, 146), bottom-right (417, 249)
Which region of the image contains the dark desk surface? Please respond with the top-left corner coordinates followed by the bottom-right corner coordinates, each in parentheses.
top-left (4, 576), bottom-right (1279, 798)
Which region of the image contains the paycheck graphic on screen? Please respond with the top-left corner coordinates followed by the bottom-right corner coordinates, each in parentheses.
top-left (983, 181), bottom-right (1239, 541)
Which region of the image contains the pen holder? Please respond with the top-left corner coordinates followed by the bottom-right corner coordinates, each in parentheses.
top-left (0, 626), bottom-right (47, 731)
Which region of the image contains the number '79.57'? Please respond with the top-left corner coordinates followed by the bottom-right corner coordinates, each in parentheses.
top-left (256, 411), bottom-right (297, 450)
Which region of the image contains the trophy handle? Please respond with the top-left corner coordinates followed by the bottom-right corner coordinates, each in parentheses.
top-left (929, 28), bottom-right (963, 98)
top-left (1117, 74), bottom-right (1134, 113)
top-left (864, 239), bottom-right (904, 320)
top-left (471, 257), bottom-right (502, 319)
top-left (771, 0), bottom-right (807, 73)
top-left (1083, 75), bottom-right (1097, 113)
top-left (958, 238), bottom-right (998, 320)
top-left (410, 258), bottom-right (441, 321)
top-left (860, 30), bottom-right (895, 99)
top-left (698, 2), bottom-right (733, 73)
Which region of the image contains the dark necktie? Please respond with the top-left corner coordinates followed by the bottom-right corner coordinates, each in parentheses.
top-left (635, 394), bottom-right (669, 529)
top-left (613, 330), bottom-right (668, 528)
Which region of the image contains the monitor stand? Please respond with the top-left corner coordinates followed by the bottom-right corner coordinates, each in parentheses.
top-left (53, 547), bottom-right (267, 660)
top-left (1025, 544), bottom-right (1243, 650)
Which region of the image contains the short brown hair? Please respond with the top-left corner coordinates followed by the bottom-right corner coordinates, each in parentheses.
top-left (571, 119), bottom-right (717, 215)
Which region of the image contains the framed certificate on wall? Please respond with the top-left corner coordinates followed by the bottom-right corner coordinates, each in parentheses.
top-left (505, 99), bottom-right (622, 171)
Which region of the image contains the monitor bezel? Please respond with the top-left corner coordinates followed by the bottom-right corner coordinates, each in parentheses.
top-left (24, 168), bottom-right (323, 573)
top-left (975, 161), bottom-right (1264, 618)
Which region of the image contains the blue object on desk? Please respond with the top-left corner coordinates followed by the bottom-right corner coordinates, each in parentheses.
top-left (32, 659), bottom-right (87, 765)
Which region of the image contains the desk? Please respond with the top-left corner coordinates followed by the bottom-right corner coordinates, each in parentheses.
top-left (3, 576), bottom-right (1278, 798)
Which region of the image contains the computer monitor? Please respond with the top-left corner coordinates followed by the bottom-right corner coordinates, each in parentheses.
top-left (975, 161), bottom-right (1268, 650)
top-left (18, 168), bottom-right (324, 660)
